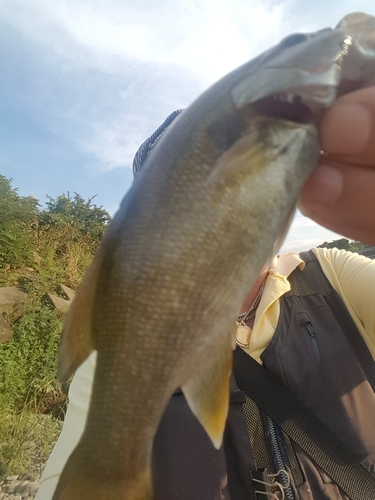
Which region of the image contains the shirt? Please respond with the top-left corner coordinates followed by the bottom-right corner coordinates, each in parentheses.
top-left (35, 248), bottom-right (375, 500)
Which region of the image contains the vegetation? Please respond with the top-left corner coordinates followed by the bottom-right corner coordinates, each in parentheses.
top-left (318, 238), bottom-right (369, 252)
top-left (0, 303), bottom-right (67, 415)
top-left (0, 175), bottom-right (110, 480)
top-left (0, 175), bottom-right (39, 269)
top-left (0, 408), bottom-right (63, 479)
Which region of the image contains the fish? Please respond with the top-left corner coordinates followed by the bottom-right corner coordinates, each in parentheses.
top-left (52, 12), bottom-right (375, 500)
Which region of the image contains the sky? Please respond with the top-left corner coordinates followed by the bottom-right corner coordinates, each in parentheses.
top-left (1, 0), bottom-right (375, 252)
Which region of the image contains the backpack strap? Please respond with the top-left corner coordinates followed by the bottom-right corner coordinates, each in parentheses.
top-left (292, 250), bottom-right (375, 390)
top-left (232, 249), bottom-right (375, 499)
top-left (233, 347), bottom-right (375, 500)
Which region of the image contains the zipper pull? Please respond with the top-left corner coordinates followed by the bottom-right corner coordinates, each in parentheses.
top-left (298, 313), bottom-right (317, 338)
top-left (304, 321), bottom-right (316, 338)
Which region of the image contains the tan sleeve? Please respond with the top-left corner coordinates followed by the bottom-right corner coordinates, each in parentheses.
top-left (35, 351), bottom-right (97, 500)
top-left (312, 247), bottom-right (375, 359)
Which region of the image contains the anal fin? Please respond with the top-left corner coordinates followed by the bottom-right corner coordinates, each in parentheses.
top-left (181, 340), bottom-right (233, 449)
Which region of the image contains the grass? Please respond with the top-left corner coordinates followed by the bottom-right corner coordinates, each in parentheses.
top-left (0, 291), bottom-right (69, 481)
top-left (0, 406), bottom-right (63, 479)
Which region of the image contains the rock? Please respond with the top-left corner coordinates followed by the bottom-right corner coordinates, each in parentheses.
top-left (55, 284), bottom-right (76, 301)
top-left (0, 316), bottom-right (13, 343)
top-left (44, 284), bottom-right (75, 313)
top-left (28, 482), bottom-right (39, 497)
top-left (44, 293), bottom-right (70, 313)
top-left (21, 267), bottom-right (34, 273)
top-left (0, 287), bottom-right (26, 323)
top-left (5, 482), bottom-right (19, 494)
top-left (0, 286), bottom-right (29, 343)
top-left (0, 477), bottom-right (40, 500)
top-left (15, 481), bottom-right (29, 495)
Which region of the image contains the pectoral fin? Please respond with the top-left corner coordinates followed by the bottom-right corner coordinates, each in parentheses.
top-left (181, 342), bottom-right (233, 449)
top-left (209, 130), bottom-right (273, 184)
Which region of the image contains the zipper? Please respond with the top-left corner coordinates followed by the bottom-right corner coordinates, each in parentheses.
top-left (267, 416), bottom-right (295, 500)
top-left (303, 320), bottom-right (324, 389)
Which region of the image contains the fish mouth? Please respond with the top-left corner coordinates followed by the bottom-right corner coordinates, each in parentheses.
top-left (252, 90), bottom-right (325, 124)
top-left (231, 28), bottom-right (351, 121)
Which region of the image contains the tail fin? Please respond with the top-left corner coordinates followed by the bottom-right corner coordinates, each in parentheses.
top-left (52, 453), bottom-right (153, 500)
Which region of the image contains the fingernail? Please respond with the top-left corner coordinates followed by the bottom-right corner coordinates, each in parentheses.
top-left (321, 103), bottom-right (371, 155)
top-left (300, 164), bottom-right (343, 211)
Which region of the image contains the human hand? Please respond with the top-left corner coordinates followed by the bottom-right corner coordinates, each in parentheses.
top-left (300, 86), bottom-right (375, 245)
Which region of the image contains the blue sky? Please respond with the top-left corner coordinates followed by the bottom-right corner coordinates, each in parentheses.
top-left (1, 0), bottom-right (375, 251)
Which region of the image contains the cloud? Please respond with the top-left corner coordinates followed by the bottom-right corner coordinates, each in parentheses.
top-left (288, 214), bottom-right (319, 230)
top-left (6, 0), bottom-right (374, 80)
top-left (1, 0), bottom-right (287, 81)
top-left (280, 209), bottom-right (345, 254)
top-left (280, 238), bottom-right (327, 253)
top-left (3, 0), bottom-right (375, 209)
top-left (1, 0), bottom-right (293, 174)
top-left (83, 113), bottom-right (151, 170)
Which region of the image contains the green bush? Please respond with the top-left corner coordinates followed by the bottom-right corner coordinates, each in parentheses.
top-left (318, 238), bottom-right (369, 252)
top-left (0, 300), bottom-right (67, 479)
top-left (0, 176), bottom-right (39, 268)
top-left (42, 192), bottom-right (111, 243)
top-left (0, 301), bottom-right (67, 415)
top-left (0, 176), bottom-right (112, 480)
top-left (33, 221), bottom-right (98, 289)
top-left (0, 177), bottom-right (111, 416)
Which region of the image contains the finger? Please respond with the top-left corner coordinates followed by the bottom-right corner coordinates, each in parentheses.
top-left (320, 86), bottom-right (375, 165)
top-left (300, 162), bottom-right (375, 245)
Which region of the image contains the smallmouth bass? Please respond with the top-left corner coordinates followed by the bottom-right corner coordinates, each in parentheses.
top-left (53, 12), bottom-right (375, 500)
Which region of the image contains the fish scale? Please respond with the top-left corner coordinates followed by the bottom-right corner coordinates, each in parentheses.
top-left (53, 12), bottom-right (375, 500)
